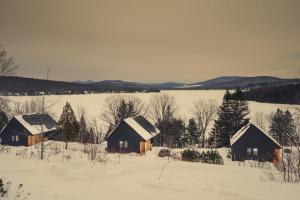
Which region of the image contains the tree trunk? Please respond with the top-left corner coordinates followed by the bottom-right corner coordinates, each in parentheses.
top-left (65, 141), bottom-right (68, 150)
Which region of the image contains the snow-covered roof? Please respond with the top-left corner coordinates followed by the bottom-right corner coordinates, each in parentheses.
top-left (107, 116), bottom-right (160, 141)
top-left (230, 123), bottom-right (281, 147)
top-left (14, 113), bottom-right (57, 135)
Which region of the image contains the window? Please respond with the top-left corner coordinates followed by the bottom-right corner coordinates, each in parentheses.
top-left (119, 141), bottom-right (124, 148)
top-left (124, 141), bottom-right (128, 148)
top-left (15, 135), bottom-right (19, 142)
top-left (253, 148), bottom-right (258, 156)
top-left (0, 138), bottom-right (2, 144)
top-left (12, 135), bottom-right (15, 142)
top-left (247, 148), bottom-right (252, 156)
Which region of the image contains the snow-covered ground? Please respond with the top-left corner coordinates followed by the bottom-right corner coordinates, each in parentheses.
top-left (5, 90), bottom-right (293, 124)
top-left (1, 142), bottom-right (299, 200)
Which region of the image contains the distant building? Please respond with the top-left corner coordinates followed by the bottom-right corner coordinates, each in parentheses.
top-left (106, 116), bottom-right (160, 154)
top-left (230, 123), bottom-right (281, 162)
top-left (0, 113), bottom-right (58, 146)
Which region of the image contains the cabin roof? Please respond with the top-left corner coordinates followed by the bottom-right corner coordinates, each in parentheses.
top-left (14, 113), bottom-right (57, 135)
top-left (230, 123), bottom-right (281, 147)
top-left (107, 115), bottom-right (160, 141)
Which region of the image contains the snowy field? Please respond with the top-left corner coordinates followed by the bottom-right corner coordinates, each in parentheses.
top-left (1, 142), bottom-right (300, 200)
top-left (5, 90), bottom-right (293, 124)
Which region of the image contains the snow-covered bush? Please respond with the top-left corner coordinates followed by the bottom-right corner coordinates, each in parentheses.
top-left (0, 179), bottom-right (30, 200)
top-left (200, 150), bottom-right (224, 165)
top-left (182, 149), bottom-right (201, 162)
top-left (0, 179), bottom-right (7, 197)
top-left (181, 149), bottom-right (224, 165)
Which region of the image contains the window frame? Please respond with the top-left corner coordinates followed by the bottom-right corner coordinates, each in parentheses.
top-left (247, 148), bottom-right (252, 156)
top-left (12, 135), bottom-right (15, 142)
top-left (253, 148), bottom-right (258, 156)
top-left (15, 135), bottom-right (19, 142)
top-left (119, 141), bottom-right (124, 149)
top-left (124, 141), bottom-right (128, 148)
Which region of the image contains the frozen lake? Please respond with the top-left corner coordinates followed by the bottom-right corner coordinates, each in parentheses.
top-left (5, 90), bottom-right (292, 125)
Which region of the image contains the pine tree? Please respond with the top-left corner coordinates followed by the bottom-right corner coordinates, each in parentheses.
top-left (284, 110), bottom-right (297, 145)
top-left (270, 109), bottom-right (298, 146)
top-left (79, 115), bottom-right (88, 143)
top-left (210, 90), bottom-right (234, 147)
top-left (187, 118), bottom-right (199, 146)
top-left (57, 102), bottom-right (79, 149)
top-left (172, 118), bottom-right (186, 147)
top-left (210, 89), bottom-right (250, 147)
top-left (231, 88), bottom-right (250, 130)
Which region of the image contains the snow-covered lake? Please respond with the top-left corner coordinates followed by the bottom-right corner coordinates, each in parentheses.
top-left (6, 90), bottom-right (291, 120)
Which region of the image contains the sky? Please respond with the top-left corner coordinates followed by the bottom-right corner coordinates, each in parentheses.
top-left (0, 0), bottom-right (300, 83)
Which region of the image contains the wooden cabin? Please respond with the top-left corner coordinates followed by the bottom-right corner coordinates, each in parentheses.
top-left (0, 113), bottom-right (58, 146)
top-left (230, 123), bottom-right (281, 162)
top-left (106, 116), bottom-right (160, 154)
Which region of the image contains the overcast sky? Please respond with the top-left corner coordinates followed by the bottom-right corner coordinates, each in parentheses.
top-left (0, 0), bottom-right (300, 83)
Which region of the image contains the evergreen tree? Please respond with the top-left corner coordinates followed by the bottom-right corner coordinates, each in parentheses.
top-left (210, 90), bottom-right (234, 147)
top-left (172, 118), bottom-right (186, 147)
top-left (57, 102), bottom-right (79, 149)
top-left (283, 110), bottom-right (297, 145)
top-left (79, 115), bottom-right (88, 143)
top-left (210, 89), bottom-right (249, 147)
top-left (270, 109), bottom-right (297, 146)
top-left (0, 111), bottom-right (8, 131)
top-left (187, 118), bottom-right (199, 146)
top-left (231, 88), bottom-right (250, 130)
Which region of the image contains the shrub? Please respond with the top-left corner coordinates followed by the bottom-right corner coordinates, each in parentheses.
top-left (182, 149), bottom-right (224, 165)
top-left (182, 149), bottom-right (201, 162)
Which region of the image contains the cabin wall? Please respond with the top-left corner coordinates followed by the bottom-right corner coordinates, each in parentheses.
top-left (0, 118), bottom-right (29, 146)
top-left (107, 122), bottom-right (145, 153)
top-left (231, 126), bottom-right (280, 162)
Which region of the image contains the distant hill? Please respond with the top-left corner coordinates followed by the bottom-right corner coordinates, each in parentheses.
top-left (184, 76), bottom-right (299, 89)
top-left (241, 83), bottom-right (300, 105)
top-left (0, 76), bottom-right (159, 95)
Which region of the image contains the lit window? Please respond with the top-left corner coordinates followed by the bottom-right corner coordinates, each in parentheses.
top-left (12, 135), bottom-right (15, 142)
top-left (247, 148), bottom-right (252, 156)
top-left (119, 141), bottom-right (124, 148)
top-left (253, 148), bottom-right (258, 156)
top-left (124, 141), bottom-right (128, 148)
top-left (15, 135), bottom-right (19, 142)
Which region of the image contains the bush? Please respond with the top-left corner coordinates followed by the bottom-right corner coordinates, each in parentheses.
top-left (181, 149), bottom-right (224, 165)
top-left (0, 179), bottom-right (7, 197)
top-left (182, 149), bottom-right (201, 162)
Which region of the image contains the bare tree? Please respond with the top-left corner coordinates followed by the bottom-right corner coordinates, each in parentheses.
top-left (150, 93), bottom-right (177, 123)
top-left (101, 94), bottom-right (147, 133)
top-left (193, 99), bottom-right (217, 148)
top-left (253, 111), bottom-right (266, 130)
top-left (0, 45), bottom-right (18, 119)
top-left (149, 93), bottom-right (177, 146)
top-left (0, 45), bottom-right (18, 77)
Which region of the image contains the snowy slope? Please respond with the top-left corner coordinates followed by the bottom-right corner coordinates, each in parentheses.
top-left (0, 142), bottom-right (299, 200)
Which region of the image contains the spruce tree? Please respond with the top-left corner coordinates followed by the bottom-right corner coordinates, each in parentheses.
top-left (231, 88), bottom-right (250, 130)
top-left (210, 90), bottom-right (234, 147)
top-left (79, 115), bottom-right (88, 143)
top-left (57, 102), bottom-right (79, 149)
top-left (187, 118), bottom-right (199, 146)
top-left (283, 110), bottom-right (297, 145)
top-left (270, 109), bottom-right (298, 146)
top-left (211, 89), bottom-right (250, 147)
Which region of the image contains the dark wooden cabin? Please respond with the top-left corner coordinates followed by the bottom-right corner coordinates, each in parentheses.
top-left (0, 113), bottom-right (58, 146)
top-left (106, 116), bottom-right (160, 154)
top-left (230, 123), bottom-right (281, 162)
